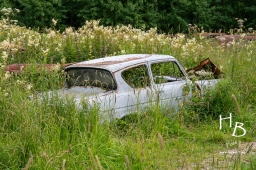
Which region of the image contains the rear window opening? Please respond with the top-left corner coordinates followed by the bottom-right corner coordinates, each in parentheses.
top-left (65, 68), bottom-right (117, 90)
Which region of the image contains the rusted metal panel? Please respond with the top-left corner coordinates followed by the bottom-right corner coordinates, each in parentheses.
top-left (216, 35), bottom-right (256, 44)
top-left (186, 58), bottom-right (222, 96)
top-left (201, 32), bottom-right (226, 38)
top-left (5, 64), bottom-right (27, 73)
top-left (186, 58), bottom-right (222, 78)
top-left (5, 63), bottom-right (74, 73)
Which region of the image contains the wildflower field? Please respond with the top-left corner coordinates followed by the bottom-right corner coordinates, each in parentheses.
top-left (0, 15), bottom-right (256, 169)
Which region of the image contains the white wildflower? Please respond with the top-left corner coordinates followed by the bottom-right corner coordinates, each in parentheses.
top-left (2, 51), bottom-right (8, 61)
top-left (0, 40), bottom-right (10, 50)
top-left (195, 70), bottom-right (213, 77)
top-left (61, 58), bottom-right (66, 64)
top-left (47, 30), bottom-right (56, 38)
top-left (65, 27), bottom-right (73, 34)
top-left (52, 63), bottom-right (61, 71)
top-left (11, 20), bottom-right (18, 24)
top-left (11, 48), bottom-right (18, 54)
top-left (15, 8), bottom-right (20, 13)
top-left (124, 35), bottom-right (129, 40)
top-left (55, 47), bottom-right (60, 52)
top-left (42, 48), bottom-right (49, 56)
top-left (226, 43), bottom-right (232, 48)
top-left (199, 33), bottom-right (205, 40)
top-left (247, 50), bottom-right (252, 56)
top-left (27, 36), bottom-right (34, 47)
top-left (4, 71), bottom-right (11, 80)
top-left (182, 46), bottom-right (187, 51)
top-left (27, 84), bottom-right (33, 91)
top-left (52, 18), bottom-right (58, 26)
top-left (241, 33), bottom-right (246, 38)
top-left (181, 52), bottom-right (189, 56)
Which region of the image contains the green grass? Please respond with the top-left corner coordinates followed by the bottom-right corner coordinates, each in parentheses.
top-left (0, 19), bottom-right (255, 169)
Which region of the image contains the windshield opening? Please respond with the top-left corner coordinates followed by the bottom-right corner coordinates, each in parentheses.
top-left (65, 68), bottom-right (117, 90)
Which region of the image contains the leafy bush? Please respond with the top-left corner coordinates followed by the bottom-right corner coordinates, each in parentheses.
top-left (185, 79), bottom-right (236, 119)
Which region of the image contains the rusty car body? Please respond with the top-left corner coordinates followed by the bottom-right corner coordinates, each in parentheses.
top-left (216, 34), bottom-right (256, 45)
top-left (27, 54), bottom-right (221, 120)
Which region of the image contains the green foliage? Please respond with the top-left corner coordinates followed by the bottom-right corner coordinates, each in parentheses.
top-left (186, 79), bottom-right (236, 119)
top-left (205, 79), bottom-right (236, 117)
top-left (0, 0), bottom-right (66, 30)
top-left (1, 0), bottom-right (256, 33)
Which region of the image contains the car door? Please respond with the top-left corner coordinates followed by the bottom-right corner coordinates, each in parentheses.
top-left (149, 60), bottom-right (190, 109)
top-left (114, 64), bottom-right (152, 119)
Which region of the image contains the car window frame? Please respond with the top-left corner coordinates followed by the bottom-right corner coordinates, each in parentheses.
top-left (121, 64), bottom-right (151, 89)
top-left (149, 60), bottom-right (187, 85)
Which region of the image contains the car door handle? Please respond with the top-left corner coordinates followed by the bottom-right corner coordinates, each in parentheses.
top-left (156, 90), bottom-right (164, 93)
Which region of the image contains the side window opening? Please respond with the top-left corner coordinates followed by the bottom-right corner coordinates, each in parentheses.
top-left (121, 65), bottom-right (150, 88)
top-left (151, 61), bottom-right (185, 84)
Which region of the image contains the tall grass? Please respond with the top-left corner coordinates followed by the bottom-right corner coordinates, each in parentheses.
top-left (0, 16), bottom-right (255, 169)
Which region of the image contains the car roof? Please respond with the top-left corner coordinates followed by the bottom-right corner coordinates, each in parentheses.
top-left (66, 54), bottom-right (175, 72)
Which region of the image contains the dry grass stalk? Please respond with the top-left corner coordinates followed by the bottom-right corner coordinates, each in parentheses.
top-left (237, 141), bottom-right (242, 166)
top-left (95, 155), bottom-right (103, 170)
top-left (46, 150), bottom-right (69, 165)
top-left (249, 157), bottom-right (255, 170)
top-left (62, 159), bottom-right (66, 170)
top-left (183, 154), bottom-right (189, 170)
top-left (125, 155), bottom-right (130, 170)
top-left (88, 122), bottom-right (91, 133)
top-left (24, 155), bottom-right (34, 170)
top-left (158, 132), bottom-right (164, 150)
top-left (246, 143), bottom-right (254, 154)
top-left (42, 152), bottom-right (48, 161)
top-left (88, 147), bottom-right (97, 169)
top-left (217, 87), bottom-right (223, 98)
top-left (232, 94), bottom-right (241, 115)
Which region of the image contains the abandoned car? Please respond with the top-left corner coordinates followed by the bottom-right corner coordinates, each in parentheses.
top-left (5, 54), bottom-right (220, 120)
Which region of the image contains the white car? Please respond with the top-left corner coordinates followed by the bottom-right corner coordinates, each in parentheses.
top-left (46, 54), bottom-right (220, 120)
